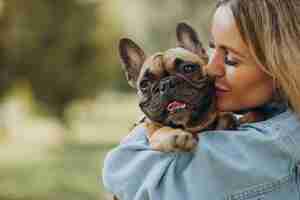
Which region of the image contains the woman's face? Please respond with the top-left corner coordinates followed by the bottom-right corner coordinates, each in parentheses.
top-left (206, 6), bottom-right (274, 112)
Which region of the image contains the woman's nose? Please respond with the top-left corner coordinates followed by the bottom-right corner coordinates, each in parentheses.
top-left (205, 51), bottom-right (226, 78)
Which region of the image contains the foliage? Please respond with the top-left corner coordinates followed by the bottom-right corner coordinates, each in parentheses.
top-left (0, 0), bottom-right (122, 117)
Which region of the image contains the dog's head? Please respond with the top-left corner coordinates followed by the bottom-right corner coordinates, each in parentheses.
top-left (119, 23), bottom-right (217, 132)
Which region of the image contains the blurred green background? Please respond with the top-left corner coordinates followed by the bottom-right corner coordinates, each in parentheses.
top-left (0, 0), bottom-right (214, 199)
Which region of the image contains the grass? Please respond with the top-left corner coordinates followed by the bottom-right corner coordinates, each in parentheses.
top-left (66, 91), bottom-right (141, 144)
top-left (0, 91), bottom-right (140, 200)
top-left (0, 143), bottom-right (115, 200)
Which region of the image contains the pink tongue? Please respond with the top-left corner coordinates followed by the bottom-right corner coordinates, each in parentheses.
top-left (167, 101), bottom-right (186, 112)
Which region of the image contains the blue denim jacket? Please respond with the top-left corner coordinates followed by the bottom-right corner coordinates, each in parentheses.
top-left (102, 106), bottom-right (300, 200)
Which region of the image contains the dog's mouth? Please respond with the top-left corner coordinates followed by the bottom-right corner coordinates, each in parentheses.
top-left (167, 101), bottom-right (187, 113)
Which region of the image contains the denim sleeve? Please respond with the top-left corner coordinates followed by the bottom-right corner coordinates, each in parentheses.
top-left (102, 120), bottom-right (293, 200)
top-left (102, 124), bottom-right (177, 200)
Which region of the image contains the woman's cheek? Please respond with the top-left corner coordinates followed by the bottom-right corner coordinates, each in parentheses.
top-left (225, 64), bottom-right (236, 75)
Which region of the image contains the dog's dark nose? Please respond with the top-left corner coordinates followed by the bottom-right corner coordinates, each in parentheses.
top-left (160, 78), bottom-right (176, 94)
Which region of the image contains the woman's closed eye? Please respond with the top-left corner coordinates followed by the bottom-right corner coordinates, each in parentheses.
top-left (224, 53), bottom-right (239, 66)
top-left (209, 39), bottom-right (241, 67)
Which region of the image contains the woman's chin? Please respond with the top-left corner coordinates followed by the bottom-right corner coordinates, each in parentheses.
top-left (216, 100), bottom-right (239, 112)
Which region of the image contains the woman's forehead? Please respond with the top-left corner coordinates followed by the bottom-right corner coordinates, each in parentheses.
top-left (211, 6), bottom-right (249, 58)
top-left (212, 6), bottom-right (235, 33)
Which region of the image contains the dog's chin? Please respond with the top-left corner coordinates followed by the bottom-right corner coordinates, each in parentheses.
top-left (165, 109), bottom-right (191, 128)
top-left (141, 103), bottom-right (191, 127)
top-left (164, 106), bottom-right (211, 129)
top-left (163, 97), bottom-right (217, 130)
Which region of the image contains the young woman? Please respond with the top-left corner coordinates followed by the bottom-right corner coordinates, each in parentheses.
top-left (103, 0), bottom-right (300, 199)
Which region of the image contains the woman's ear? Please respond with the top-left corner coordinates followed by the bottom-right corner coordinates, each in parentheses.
top-left (176, 22), bottom-right (207, 58)
top-left (119, 38), bottom-right (146, 88)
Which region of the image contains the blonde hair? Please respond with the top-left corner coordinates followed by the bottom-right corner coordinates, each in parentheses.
top-left (217, 0), bottom-right (300, 115)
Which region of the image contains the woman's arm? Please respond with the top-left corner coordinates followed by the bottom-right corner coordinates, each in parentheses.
top-left (102, 112), bottom-right (296, 200)
top-left (103, 124), bottom-right (177, 200)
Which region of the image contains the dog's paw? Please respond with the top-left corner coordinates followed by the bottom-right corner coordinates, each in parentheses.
top-left (149, 129), bottom-right (197, 152)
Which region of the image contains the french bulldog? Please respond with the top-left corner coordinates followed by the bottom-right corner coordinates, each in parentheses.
top-left (118, 22), bottom-right (243, 153)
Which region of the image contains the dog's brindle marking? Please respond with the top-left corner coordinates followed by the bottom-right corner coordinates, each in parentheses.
top-left (112, 22), bottom-right (265, 200)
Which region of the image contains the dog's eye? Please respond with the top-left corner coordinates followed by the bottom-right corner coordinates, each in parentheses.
top-left (139, 80), bottom-right (149, 91)
top-left (183, 64), bottom-right (199, 73)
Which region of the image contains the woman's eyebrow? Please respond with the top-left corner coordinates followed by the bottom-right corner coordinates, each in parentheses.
top-left (209, 38), bottom-right (246, 59)
top-left (220, 45), bottom-right (246, 58)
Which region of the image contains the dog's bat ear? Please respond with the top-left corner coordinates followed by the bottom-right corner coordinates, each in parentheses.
top-left (119, 38), bottom-right (146, 88)
top-left (176, 22), bottom-right (207, 58)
